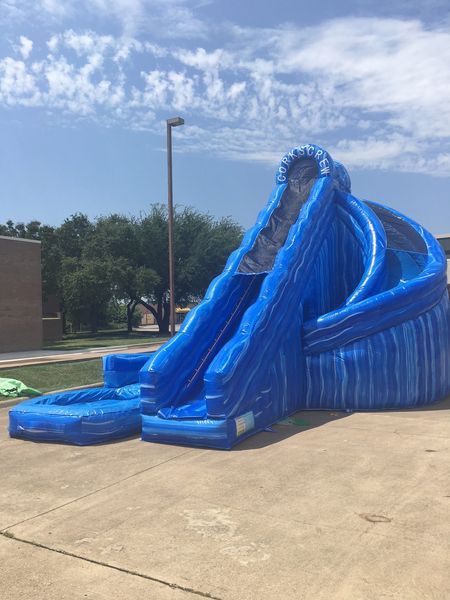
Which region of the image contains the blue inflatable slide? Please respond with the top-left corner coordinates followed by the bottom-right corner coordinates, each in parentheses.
top-left (9, 144), bottom-right (450, 448)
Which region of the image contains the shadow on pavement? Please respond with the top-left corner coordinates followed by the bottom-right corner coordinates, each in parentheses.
top-left (236, 410), bottom-right (352, 451)
top-left (412, 395), bottom-right (450, 411)
top-left (235, 394), bottom-right (450, 450)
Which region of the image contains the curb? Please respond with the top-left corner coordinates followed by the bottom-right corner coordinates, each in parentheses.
top-left (0, 382), bottom-right (103, 410)
top-left (0, 397), bottom-right (27, 409)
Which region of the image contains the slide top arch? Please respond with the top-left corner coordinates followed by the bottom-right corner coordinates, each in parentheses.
top-left (275, 143), bottom-right (351, 193)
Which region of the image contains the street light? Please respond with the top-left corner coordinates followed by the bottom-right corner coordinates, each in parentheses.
top-left (166, 116), bottom-right (184, 337)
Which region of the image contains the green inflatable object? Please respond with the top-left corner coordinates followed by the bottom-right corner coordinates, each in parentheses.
top-left (0, 378), bottom-right (41, 399)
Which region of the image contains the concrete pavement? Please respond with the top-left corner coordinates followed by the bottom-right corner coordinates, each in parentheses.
top-left (0, 341), bottom-right (165, 369)
top-left (1, 399), bottom-right (450, 599)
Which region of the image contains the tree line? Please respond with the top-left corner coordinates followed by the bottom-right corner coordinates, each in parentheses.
top-left (0, 205), bottom-right (243, 334)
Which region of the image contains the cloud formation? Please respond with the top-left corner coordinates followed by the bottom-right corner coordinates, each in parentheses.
top-left (1, 0), bottom-right (208, 38)
top-left (1, 13), bottom-right (450, 175)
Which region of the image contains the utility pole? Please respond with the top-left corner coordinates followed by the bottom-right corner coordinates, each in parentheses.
top-left (166, 116), bottom-right (184, 337)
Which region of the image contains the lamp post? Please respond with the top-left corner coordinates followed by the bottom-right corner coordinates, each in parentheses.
top-left (166, 116), bottom-right (184, 337)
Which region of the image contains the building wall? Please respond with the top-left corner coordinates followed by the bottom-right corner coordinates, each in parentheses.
top-left (42, 293), bottom-right (63, 342)
top-left (0, 236), bottom-right (43, 352)
top-left (436, 235), bottom-right (450, 293)
top-left (43, 317), bottom-right (63, 342)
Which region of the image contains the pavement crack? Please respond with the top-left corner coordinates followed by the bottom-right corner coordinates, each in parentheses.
top-left (0, 530), bottom-right (223, 600)
top-left (1, 448), bottom-right (197, 532)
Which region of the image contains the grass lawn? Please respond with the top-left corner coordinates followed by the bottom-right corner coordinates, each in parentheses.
top-left (0, 359), bottom-right (103, 396)
top-left (44, 329), bottom-right (168, 352)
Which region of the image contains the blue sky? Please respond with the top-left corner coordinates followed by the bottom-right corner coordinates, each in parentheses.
top-left (0, 0), bottom-right (449, 233)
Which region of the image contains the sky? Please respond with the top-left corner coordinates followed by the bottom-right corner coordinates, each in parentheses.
top-left (0, 0), bottom-right (450, 233)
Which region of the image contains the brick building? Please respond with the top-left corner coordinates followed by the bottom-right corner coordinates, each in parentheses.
top-left (0, 236), bottom-right (43, 352)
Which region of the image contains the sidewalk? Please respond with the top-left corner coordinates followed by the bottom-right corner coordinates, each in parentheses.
top-left (0, 342), bottom-right (165, 369)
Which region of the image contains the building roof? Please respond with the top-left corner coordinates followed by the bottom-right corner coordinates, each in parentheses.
top-left (0, 235), bottom-right (41, 244)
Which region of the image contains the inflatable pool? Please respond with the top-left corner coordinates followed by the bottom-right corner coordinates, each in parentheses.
top-left (9, 353), bottom-right (151, 445)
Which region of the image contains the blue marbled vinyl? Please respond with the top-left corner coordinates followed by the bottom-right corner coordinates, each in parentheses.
top-left (141, 144), bottom-right (450, 449)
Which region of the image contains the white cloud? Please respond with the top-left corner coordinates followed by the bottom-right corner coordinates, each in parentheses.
top-left (2, 0), bottom-right (208, 38)
top-left (1, 17), bottom-right (450, 175)
top-left (274, 18), bottom-right (450, 138)
top-left (16, 35), bottom-right (33, 59)
top-left (0, 57), bottom-right (39, 105)
top-left (40, 0), bottom-right (72, 19)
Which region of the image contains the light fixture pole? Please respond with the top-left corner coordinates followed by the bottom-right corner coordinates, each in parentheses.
top-left (166, 116), bottom-right (184, 337)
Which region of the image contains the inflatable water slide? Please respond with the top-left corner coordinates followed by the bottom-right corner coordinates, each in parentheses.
top-left (10, 144), bottom-right (450, 448)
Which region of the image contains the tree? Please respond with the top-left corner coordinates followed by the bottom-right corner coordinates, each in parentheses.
top-left (82, 215), bottom-right (161, 332)
top-left (61, 257), bottom-right (113, 333)
top-left (138, 205), bottom-right (243, 334)
top-left (57, 213), bottom-right (93, 259)
top-left (110, 260), bottom-right (161, 332)
top-left (0, 206), bottom-right (243, 335)
top-left (53, 214), bottom-right (94, 330)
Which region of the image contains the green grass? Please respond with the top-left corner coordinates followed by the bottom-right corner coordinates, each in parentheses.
top-left (0, 359), bottom-right (103, 396)
top-left (44, 329), bottom-right (168, 352)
